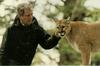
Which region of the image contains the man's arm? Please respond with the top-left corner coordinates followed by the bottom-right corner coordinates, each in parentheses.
top-left (38, 28), bottom-right (61, 49)
top-left (33, 16), bottom-right (61, 49)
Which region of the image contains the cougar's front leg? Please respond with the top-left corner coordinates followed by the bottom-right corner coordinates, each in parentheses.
top-left (80, 47), bottom-right (91, 65)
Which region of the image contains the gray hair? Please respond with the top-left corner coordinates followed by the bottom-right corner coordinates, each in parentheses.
top-left (17, 3), bottom-right (33, 16)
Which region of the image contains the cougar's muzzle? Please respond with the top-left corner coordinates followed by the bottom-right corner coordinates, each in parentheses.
top-left (58, 31), bottom-right (66, 36)
top-left (57, 26), bottom-right (66, 36)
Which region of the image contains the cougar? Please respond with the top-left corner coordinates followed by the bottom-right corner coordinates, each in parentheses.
top-left (54, 18), bottom-right (100, 65)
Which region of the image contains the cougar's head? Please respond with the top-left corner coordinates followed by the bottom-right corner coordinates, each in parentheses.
top-left (54, 17), bottom-right (71, 36)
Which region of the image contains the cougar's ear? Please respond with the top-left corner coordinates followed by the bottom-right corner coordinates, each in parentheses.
top-left (67, 16), bottom-right (70, 21)
top-left (53, 18), bottom-right (59, 24)
top-left (65, 17), bottom-right (70, 24)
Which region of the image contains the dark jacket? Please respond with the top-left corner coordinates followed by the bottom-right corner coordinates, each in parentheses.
top-left (0, 16), bottom-right (60, 65)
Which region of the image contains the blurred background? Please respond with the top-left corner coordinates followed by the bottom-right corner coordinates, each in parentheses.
top-left (0, 0), bottom-right (100, 66)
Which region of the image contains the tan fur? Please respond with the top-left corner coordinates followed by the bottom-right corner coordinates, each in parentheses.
top-left (55, 20), bottom-right (100, 65)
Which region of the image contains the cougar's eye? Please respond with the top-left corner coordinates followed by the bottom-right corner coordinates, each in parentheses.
top-left (62, 26), bottom-right (65, 28)
top-left (57, 26), bottom-right (59, 29)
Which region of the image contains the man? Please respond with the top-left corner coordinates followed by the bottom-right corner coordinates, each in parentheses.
top-left (0, 3), bottom-right (60, 65)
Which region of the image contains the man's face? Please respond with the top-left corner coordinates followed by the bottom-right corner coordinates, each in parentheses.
top-left (19, 9), bottom-right (33, 26)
